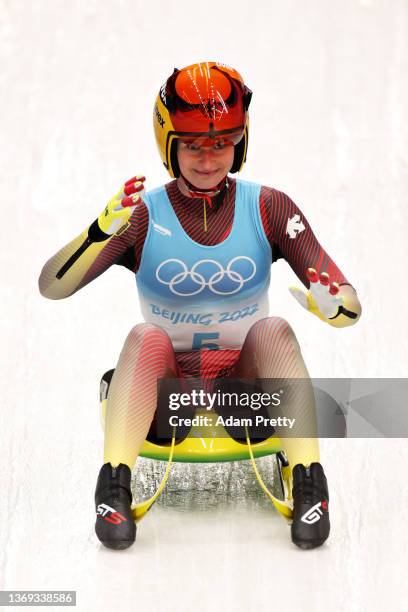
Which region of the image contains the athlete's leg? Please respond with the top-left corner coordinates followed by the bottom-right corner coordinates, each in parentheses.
top-left (232, 316), bottom-right (320, 468)
top-left (103, 322), bottom-right (181, 469)
top-left (95, 323), bottom-right (182, 549)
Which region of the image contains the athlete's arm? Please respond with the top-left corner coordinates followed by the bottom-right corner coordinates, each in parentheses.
top-left (39, 177), bottom-right (148, 299)
top-left (259, 186), bottom-right (361, 327)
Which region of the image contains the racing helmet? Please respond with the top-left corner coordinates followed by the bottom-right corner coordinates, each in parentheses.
top-left (153, 62), bottom-right (252, 178)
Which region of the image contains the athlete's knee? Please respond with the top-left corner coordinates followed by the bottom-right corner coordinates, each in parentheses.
top-left (123, 323), bottom-right (173, 353)
top-left (251, 316), bottom-right (297, 342)
top-left (247, 317), bottom-right (302, 359)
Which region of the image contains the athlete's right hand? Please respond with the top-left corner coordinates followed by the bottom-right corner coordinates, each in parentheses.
top-left (97, 175), bottom-right (146, 235)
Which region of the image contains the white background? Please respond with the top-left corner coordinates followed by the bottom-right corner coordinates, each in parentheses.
top-left (1, 1), bottom-right (407, 610)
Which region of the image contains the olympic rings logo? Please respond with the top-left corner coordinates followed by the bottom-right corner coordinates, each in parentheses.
top-left (155, 256), bottom-right (257, 296)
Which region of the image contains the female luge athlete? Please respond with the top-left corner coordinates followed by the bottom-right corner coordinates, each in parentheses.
top-left (39, 62), bottom-right (361, 550)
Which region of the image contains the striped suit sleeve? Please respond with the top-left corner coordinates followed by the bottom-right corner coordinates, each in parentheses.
top-left (259, 186), bottom-right (352, 289)
top-left (39, 203), bottom-right (149, 299)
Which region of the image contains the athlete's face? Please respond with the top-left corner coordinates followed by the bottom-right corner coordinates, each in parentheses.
top-left (177, 137), bottom-right (235, 190)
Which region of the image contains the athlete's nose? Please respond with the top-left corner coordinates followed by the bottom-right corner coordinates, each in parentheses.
top-left (196, 148), bottom-right (217, 170)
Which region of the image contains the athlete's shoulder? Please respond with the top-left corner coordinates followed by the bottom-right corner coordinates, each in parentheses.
top-left (259, 185), bottom-right (304, 218)
top-left (259, 184), bottom-right (295, 201)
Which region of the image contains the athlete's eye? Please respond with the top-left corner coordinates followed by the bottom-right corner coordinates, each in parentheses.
top-left (213, 141), bottom-right (227, 150)
top-left (186, 143), bottom-right (202, 152)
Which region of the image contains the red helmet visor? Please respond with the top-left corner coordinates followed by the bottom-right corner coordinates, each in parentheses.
top-left (178, 132), bottom-right (243, 149)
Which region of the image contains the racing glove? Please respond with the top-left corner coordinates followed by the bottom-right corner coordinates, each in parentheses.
top-left (97, 175), bottom-right (146, 235)
top-left (289, 268), bottom-right (360, 327)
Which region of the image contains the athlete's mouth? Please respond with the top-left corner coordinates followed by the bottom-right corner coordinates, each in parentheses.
top-left (193, 170), bottom-right (218, 176)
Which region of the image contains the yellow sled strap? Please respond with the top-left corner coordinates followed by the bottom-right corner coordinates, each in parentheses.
top-left (131, 428), bottom-right (176, 523)
top-left (245, 427), bottom-right (293, 520)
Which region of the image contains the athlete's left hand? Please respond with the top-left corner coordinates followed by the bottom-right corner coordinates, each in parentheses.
top-left (289, 268), bottom-right (344, 322)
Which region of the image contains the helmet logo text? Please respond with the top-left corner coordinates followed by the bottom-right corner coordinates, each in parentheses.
top-left (160, 83), bottom-right (167, 105)
top-left (155, 103), bottom-right (165, 128)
